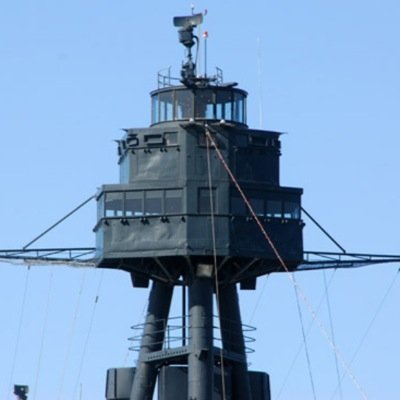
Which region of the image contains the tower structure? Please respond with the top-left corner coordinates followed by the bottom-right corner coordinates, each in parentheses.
top-left (95, 13), bottom-right (303, 400)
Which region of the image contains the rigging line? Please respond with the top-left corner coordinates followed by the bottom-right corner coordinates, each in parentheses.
top-left (73, 269), bottom-right (104, 400)
top-left (23, 194), bottom-right (95, 249)
top-left (330, 267), bottom-right (400, 400)
top-left (6, 266), bottom-right (31, 400)
top-left (294, 279), bottom-right (317, 400)
top-left (205, 128), bottom-right (369, 400)
top-left (301, 207), bottom-right (346, 254)
top-left (57, 269), bottom-right (87, 400)
top-left (32, 267), bottom-right (55, 400)
top-left (323, 270), bottom-right (343, 400)
top-left (276, 269), bottom-right (337, 399)
top-left (206, 134), bottom-right (227, 400)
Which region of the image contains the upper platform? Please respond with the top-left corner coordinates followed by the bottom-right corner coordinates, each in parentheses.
top-left (151, 84), bottom-right (247, 127)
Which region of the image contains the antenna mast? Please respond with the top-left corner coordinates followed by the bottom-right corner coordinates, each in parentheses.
top-left (173, 13), bottom-right (203, 86)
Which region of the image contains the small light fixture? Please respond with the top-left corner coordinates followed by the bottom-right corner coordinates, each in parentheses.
top-left (196, 263), bottom-right (213, 278)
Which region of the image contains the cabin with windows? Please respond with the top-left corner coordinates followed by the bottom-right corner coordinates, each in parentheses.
top-left (94, 82), bottom-right (303, 288)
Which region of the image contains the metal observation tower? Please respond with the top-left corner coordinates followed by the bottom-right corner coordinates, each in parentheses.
top-left (96, 13), bottom-right (301, 400)
top-left (3, 11), bottom-right (400, 400)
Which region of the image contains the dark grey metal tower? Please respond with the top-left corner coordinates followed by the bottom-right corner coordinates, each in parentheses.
top-left (95, 13), bottom-right (303, 400)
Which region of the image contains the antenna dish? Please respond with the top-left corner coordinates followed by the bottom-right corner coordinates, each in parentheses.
top-left (173, 13), bottom-right (204, 87)
top-left (173, 13), bottom-right (203, 29)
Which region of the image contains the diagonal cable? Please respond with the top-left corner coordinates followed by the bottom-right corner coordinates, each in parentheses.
top-left (23, 194), bottom-right (95, 249)
top-left (205, 127), bottom-right (368, 400)
top-left (323, 270), bottom-right (343, 400)
top-left (330, 267), bottom-right (400, 399)
top-left (294, 281), bottom-right (317, 400)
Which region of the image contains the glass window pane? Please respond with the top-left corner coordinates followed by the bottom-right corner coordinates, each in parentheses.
top-left (250, 198), bottom-right (264, 216)
top-left (284, 201), bottom-right (301, 219)
top-left (266, 200), bottom-right (282, 218)
top-left (216, 91), bottom-right (232, 120)
top-left (165, 189), bottom-right (183, 214)
top-left (97, 193), bottom-right (105, 219)
top-left (125, 192), bottom-right (143, 216)
top-left (145, 190), bottom-right (162, 215)
top-left (199, 188), bottom-right (216, 213)
top-left (175, 90), bottom-right (193, 119)
top-left (105, 192), bottom-right (123, 217)
top-left (151, 95), bottom-right (159, 124)
top-left (195, 90), bottom-right (214, 119)
top-left (231, 196), bottom-right (246, 216)
top-left (216, 103), bottom-right (223, 120)
top-left (159, 92), bottom-right (173, 122)
top-left (233, 92), bottom-right (244, 123)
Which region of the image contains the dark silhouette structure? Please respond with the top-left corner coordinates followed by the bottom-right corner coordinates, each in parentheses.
top-left (1, 11), bottom-right (400, 400)
top-left (96, 13), bottom-right (302, 400)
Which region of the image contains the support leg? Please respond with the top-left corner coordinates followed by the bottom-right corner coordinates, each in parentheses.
top-left (130, 280), bottom-right (173, 400)
top-left (188, 277), bottom-right (214, 400)
top-left (219, 283), bottom-right (253, 400)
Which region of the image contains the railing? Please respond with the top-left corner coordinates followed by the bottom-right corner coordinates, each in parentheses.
top-left (128, 315), bottom-right (256, 353)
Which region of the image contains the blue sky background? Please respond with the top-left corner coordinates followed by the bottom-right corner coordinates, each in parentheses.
top-left (0, 1), bottom-right (399, 399)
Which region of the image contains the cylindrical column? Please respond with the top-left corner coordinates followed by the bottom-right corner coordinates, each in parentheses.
top-left (219, 283), bottom-right (253, 400)
top-left (188, 276), bottom-right (214, 400)
top-left (130, 280), bottom-right (174, 400)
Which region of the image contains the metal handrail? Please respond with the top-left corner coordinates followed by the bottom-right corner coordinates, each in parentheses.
top-left (128, 315), bottom-right (256, 353)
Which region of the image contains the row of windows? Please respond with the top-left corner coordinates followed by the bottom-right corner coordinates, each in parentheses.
top-left (98, 189), bottom-right (300, 220)
top-left (151, 88), bottom-right (246, 125)
top-left (100, 190), bottom-right (183, 218)
top-left (231, 196), bottom-right (301, 219)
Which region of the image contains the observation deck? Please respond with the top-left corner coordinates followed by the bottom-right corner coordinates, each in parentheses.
top-left (150, 83), bottom-right (247, 126)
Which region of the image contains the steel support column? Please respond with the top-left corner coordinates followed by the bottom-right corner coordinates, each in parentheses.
top-left (188, 276), bottom-right (214, 400)
top-left (219, 283), bottom-right (253, 400)
top-left (130, 280), bottom-right (173, 400)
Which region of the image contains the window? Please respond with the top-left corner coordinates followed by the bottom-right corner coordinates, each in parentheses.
top-left (101, 189), bottom-right (184, 219)
top-left (165, 189), bottom-right (183, 214)
top-left (145, 191), bottom-right (163, 215)
top-left (159, 92), bottom-right (173, 122)
top-left (250, 198), bottom-right (264, 216)
top-left (266, 200), bottom-right (282, 218)
top-left (151, 95), bottom-right (159, 124)
top-left (283, 201), bottom-right (301, 219)
top-left (125, 192), bottom-right (143, 216)
top-left (199, 188), bottom-right (216, 213)
top-left (195, 90), bottom-right (214, 119)
top-left (97, 193), bottom-right (105, 220)
top-left (233, 92), bottom-right (245, 123)
top-left (175, 90), bottom-right (193, 120)
top-left (105, 192), bottom-right (123, 217)
top-left (216, 91), bottom-right (232, 120)
top-left (231, 196), bottom-right (246, 216)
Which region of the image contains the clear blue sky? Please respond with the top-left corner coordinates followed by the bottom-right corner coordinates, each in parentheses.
top-left (1, 1), bottom-right (399, 399)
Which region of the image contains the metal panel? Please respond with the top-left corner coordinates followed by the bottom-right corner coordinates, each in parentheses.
top-left (158, 366), bottom-right (232, 400)
top-left (105, 368), bottom-right (135, 400)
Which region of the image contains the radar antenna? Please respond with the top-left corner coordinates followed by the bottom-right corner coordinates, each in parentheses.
top-left (173, 13), bottom-right (203, 86)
